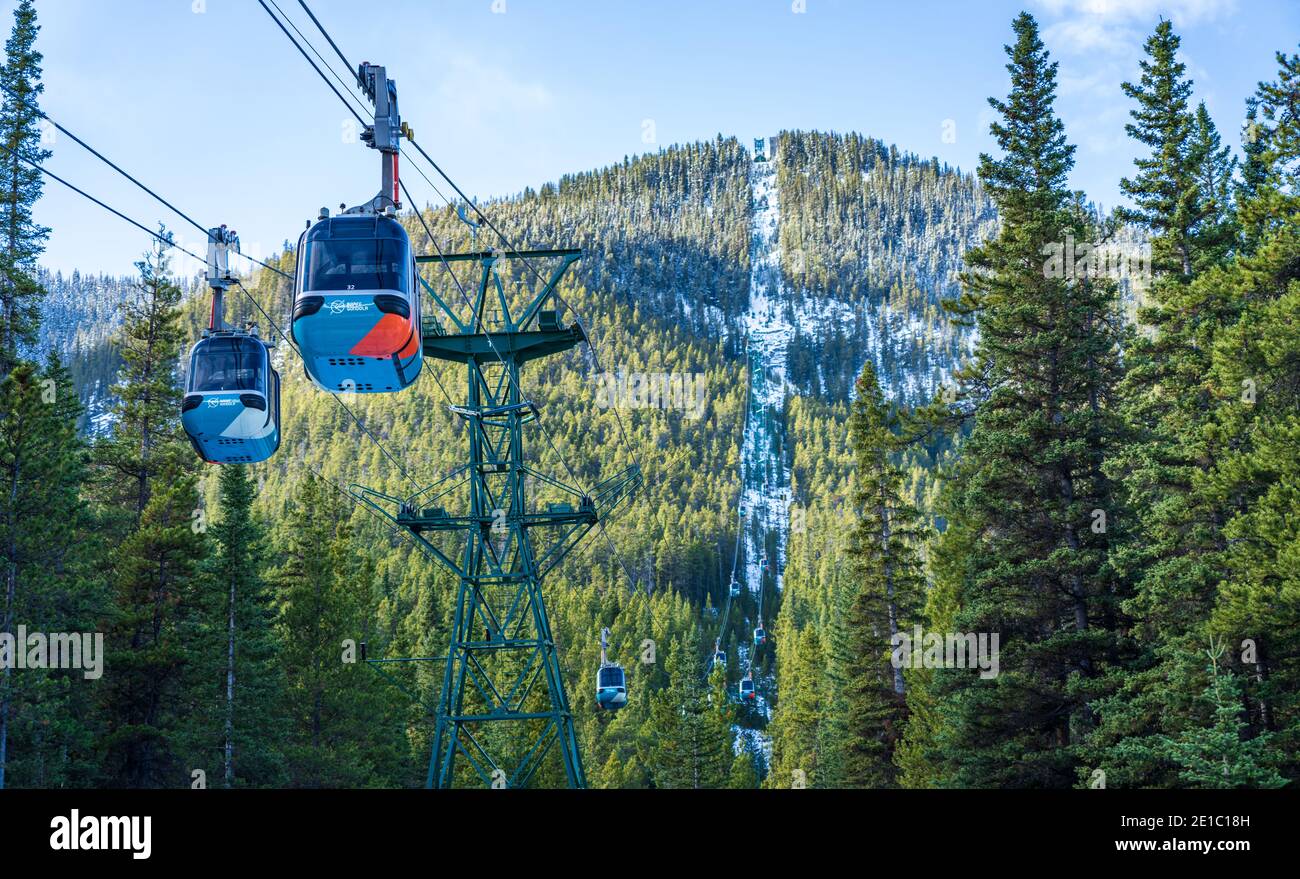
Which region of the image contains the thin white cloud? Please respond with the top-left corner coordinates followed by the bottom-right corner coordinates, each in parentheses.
top-left (1046, 18), bottom-right (1133, 55)
top-left (1035, 0), bottom-right (1237, 55)
top-left (1036, 0), bottom-right (1236, 25)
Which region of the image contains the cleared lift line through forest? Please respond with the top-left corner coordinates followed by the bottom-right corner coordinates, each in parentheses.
top-left (707, 141), bottom-right (789, 764)
top-left (738, 140), bottom-right (790, 760)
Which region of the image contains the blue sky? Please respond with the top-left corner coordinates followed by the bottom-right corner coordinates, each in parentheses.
top-left (7, 0), bottom-right (1296, 276)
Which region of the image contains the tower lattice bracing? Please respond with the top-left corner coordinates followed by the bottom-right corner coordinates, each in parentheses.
top-left (354, 248), bottom-right (639, 788)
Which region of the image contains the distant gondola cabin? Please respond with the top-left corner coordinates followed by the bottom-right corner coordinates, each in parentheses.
top-left (596, 664), bottom-right (627, 710)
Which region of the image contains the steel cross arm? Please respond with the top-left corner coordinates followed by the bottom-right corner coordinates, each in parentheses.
top-left (393, 490), bottom-right (600, 535)
top-left (364, 656), bottom-right (448, 662)
top-left (349, 482), bottom-right (412, 519)
top-left (422, 325), bottom-right (587, 365)
top-left (405, 532), bottom-right (469, 579)
top-left (375, 500), bottom-right (527, 538)
top-left (351, 481), bottom-right (481, 523)
top-left (416, 248), bottom-right (582, 263)
top-left (416, 249), bottom-right (583, 335)
top-left (416, 273), bottom-right (467, 335)
top-left (448, 399), bottom-right (539, 420)
top-left (396, 513), bottom-right (480, 533)
top-left (346, 484), bottom-right (468, 577)
top-left (508, 465), bottom-right (641, 579)
top-left (533, 519), bottom-right (596, 580)
top-left (461, 411), bottom-right (538, 430)
top-left (451, 572), bottom-right (530, 586)
top-left (454, 636), bottom-right (554, 651)
top-left (447, 711), bottom-right (567, 723)
top-left (520, 507), bottom-right (597, 528)
top-left (526, 466), bottom-right (640, 577)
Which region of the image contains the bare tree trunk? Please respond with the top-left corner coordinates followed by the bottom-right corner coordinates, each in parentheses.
top-left (224, 574), bottom-right (236, 788)
top-left (879, 485), bottom-right (905, 697)
top-left (0, 452), bottom-right (20, 790)
top-left (1255, 653), bottom-right (1274, 732)
top-left (0, 568), bottom-right (14, 790)
top-left (0, 152), bottom-right (23, 783)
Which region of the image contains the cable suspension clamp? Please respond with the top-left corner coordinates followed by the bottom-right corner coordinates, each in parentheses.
top-left (353, 61), bottom-right (402, 212)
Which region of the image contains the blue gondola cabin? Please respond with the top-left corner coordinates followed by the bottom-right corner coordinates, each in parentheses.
top-left (596, 664), bottom-right (627, 711)
top-left (292, 213), bottom-right (422, 393)
top-left (182, 333), bottom-right (281, 464)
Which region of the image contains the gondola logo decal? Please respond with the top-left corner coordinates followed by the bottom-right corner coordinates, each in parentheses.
top-left (326, 299), bottom-right (372, 315)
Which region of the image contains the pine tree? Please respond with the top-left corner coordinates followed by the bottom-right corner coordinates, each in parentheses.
top-left (272, 474), bottom-right (408, 788)
top-left (1236, 50), bottom-right (1300, 251)
top-left (895, 515), bottom-right (967, 788)
top-left (644, 629), bottom-right (731, 788)
top-left (27, 353), bottom-right (103, 787)
top-left (94, 239), bottom-right (206, 787)
top-left (766, 625), bottom-right (828, 788)
top-left (1089, 21), bottom-right (1241, 788)
top-left (727, 749), bottom-right (760, 788)
top-left (1187, 102), bottom-right (1237, 268)
top-left (1160, 644), bottom-right (1286, 788)
top-left (0, 0), bottom-right (49, 378)
top-left (183, 465), bottom-right (286, 788)
top-left (1198, 48), bottom-right (1300, 783)
top-left (0, 0), bottom-right (92, 791)
top-left (97, 475), bottom-right (206, 787)
top-left (93, 232), bottom-right (191, 531)
top-left (1116, 19), bottom-right (1197, 278)
top-left (0, 356), bottom-right (98, 788)
top-left (835, 363), bottom-right (924, 786)
top-left (931, 12), bottom-right (1126, 787)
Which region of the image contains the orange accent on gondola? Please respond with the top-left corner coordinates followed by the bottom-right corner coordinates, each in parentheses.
top-left (350, 314), bottom-right (411, 357)
top-left (397, 328), bottom-right (420, 359)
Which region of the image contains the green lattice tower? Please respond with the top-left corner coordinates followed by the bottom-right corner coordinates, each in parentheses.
top-left (353, 248), bottom-right (639, 788)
